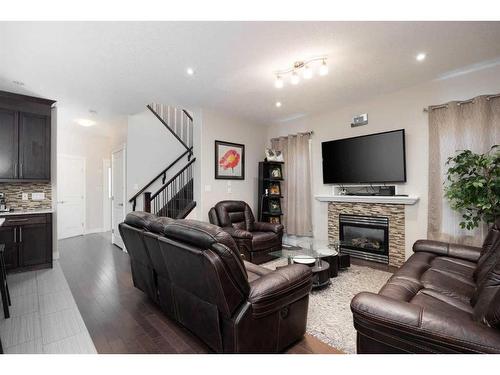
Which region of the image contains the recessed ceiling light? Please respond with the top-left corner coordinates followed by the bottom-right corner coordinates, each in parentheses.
top-left (76, 118), bottom-right (96, 127)
top-left (319, 60), bottom-right (329, 76)
top-left (275, 101), bottom-right (282, 108)
top-left (186, 67), bottom-right (195, 76)
top-left (416, 53), bottom-right (427, 62)
top-left (274, 75), bottom-right (284, 89)
top-left (12, 80), bottom-right (24, 86)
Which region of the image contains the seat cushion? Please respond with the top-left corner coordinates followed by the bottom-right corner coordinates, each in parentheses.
top-left (252, 231), bottom-right (282, 251)
top-left (411, 289), bottom-right (474, 316)
top-left (420, 268), bottom-right (475, 303)
top-left (244, 260), bottom-right (271, 282)
top-left (379, 251), bottom-right (476, 307)
top-left (430, 257), bottom-right (476, 280)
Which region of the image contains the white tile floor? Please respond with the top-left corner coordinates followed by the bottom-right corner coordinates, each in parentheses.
top-left (0, 261), bottom-right (97, 354)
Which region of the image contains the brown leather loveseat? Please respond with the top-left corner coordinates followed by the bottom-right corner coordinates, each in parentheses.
top-left (208, 200), bottom-right (284, 264)
top-left (351, 218), bottom-right (500, 353)
top-left (119, 211), bottom-right (312, 353)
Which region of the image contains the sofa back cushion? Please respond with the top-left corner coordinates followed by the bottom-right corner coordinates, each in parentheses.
top-left (486, 290), bottom-right (500, 329)
top-left (164, 219), bottom-right (249, 292)
top-left (486, 289), bottom-right (500, 328)
top-left (473, 254), bottom-right (500, 324)
top-left (214, 200), bottom-right (255, 231)
top-left (473, 218), bottom-right (500, 284)
top-left (124, 211), bottom-right (157, 230)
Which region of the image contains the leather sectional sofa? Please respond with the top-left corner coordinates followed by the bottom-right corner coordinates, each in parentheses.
top-left (351, 218), bottom-right (500, 353)
top-left (119, 211), bottom-right (312, 353)
top-left (208, 200), bottom-right (284, 264)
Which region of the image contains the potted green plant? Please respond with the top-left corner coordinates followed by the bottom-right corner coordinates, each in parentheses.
top-left (444, 145), bottom-right (499, 230)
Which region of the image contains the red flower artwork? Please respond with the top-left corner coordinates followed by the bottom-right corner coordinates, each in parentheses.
top-left (219, 149), bottom-right (241, 171)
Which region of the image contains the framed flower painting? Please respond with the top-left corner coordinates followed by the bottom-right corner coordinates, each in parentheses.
top-left (215, 140), bottom-right (245, 180)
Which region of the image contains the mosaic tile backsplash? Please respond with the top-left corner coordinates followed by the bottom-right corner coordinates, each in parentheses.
top-left (0, 182), bottom-right (53, 211)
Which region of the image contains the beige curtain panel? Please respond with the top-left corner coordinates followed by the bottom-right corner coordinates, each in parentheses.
top-left (427, 94), bottom-right (500, 246)
top-left (271, 133), bottom-right (313, 236)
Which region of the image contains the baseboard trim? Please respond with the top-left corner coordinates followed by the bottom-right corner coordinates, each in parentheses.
top-left (85, 228), bottom-right (105, 235)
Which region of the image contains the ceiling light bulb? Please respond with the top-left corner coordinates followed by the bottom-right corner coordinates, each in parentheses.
top-left (274, 75), bottom-right (284, 89)
top-left (303, 65), bottom-right (313, 79)
top-left (275, 101), bottom-right (282, 108)
top-left (416, 53), bottom-right (426, 62)
top-left (291, 71), bottom-right (300, 85)
top-left (76, 119), bottom-right (96, 127)
top-left (319, 60), bottom-right (329, 76)
top-left (186, 67), bottom-right (195, 75)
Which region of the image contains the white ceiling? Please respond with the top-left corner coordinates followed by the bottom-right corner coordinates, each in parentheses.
top-left (1, 21), bottom-right (500, 126)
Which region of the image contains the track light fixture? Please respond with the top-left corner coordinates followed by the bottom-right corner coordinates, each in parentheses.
top-left (274, 56), bottom-right (328, 88)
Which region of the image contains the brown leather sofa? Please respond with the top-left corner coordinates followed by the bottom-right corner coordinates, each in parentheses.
top-left (119, 211), bottom-right (312, 353)
top-left (351, 218), bottom-right (500, 353)
top-left (208, 200), bottom-right (284, 264)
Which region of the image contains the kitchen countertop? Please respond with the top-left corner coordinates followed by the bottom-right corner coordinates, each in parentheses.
top-left (0, 209), bottom-right (54, 217)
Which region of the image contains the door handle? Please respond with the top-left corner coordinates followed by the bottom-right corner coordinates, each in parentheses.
top-left (57, 201), bottom-right (66, 204)
top-left (118, 203), bottom-right (124, 207)
top-left (14, 164), bottom-right (17, 178)
top-left (20, 163), bottom-right (23, 178)
top-left (14, 227), bottom-right (16, 243)
top-left (19, 227), bottom-right (22, 242)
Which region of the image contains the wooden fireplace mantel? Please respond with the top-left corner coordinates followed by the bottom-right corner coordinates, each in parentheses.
top-left (315, 194), bottom-right (419, 205)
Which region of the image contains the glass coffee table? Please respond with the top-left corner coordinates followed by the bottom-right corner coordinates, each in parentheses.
top-left (270, 241), bottom-right (343, 289)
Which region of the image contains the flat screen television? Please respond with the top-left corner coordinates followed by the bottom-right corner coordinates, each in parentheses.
top-left (322, 129), bottom-right (406, 184)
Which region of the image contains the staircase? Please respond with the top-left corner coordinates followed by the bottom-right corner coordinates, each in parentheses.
top-left (128, 104), bottom-right (196, 219)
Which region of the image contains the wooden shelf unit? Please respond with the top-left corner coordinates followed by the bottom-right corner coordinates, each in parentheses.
top-left (258, 161), bottom-right (284, 224)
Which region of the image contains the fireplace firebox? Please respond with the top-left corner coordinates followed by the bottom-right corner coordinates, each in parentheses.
top-left (339, 214), bottom-right (389, 264)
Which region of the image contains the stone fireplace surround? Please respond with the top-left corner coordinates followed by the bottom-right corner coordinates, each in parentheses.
top-left (328, 201), bottom-right (405, 267)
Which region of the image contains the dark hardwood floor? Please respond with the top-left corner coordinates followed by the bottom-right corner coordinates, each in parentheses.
top-left (58, 233), bottom-right (343, 354)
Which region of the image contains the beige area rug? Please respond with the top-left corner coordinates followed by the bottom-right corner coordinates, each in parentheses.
top-left (263, 258), bottom-right (392, 354)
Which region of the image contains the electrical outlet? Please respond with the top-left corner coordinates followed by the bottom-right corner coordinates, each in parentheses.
top-left (32, 192), bottom-right (45, 201)
top-left (22, 193), bottom-right (29, 201)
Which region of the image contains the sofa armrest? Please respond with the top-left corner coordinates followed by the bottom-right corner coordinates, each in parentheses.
top-left (249, 264), bottom-right (312, 318)
top-left (223, 227), bottom-right (253, 240)
top-left (351, 292), bottom-right (500, 353)
top-left (253, 221), bottom-right (284, 234)
top-left (413, 239), bottom-right (482, 262)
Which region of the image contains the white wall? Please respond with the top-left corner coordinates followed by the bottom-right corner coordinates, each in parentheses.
top-left (126, 109), bottom-right (198, 214)
top-left (199, 110), bottom-right (268, 221)
top-left (266, 64), bottom-right (500, 259)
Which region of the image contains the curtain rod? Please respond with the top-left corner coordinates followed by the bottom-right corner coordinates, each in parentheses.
top-left (423, 93), bottom-right (500, 112)
top-left (270, 131), bottom-right (314, 140)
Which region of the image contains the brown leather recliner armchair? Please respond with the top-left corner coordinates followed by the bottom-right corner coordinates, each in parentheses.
top-left (119, 212), bottom-right (312, 353)
top-left (208, 200), bottom-right (284, 264)
top-left (351, 218), bottom-right (500, 353)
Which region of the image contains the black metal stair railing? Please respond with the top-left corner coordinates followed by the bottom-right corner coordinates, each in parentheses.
top-left (128, 104), bottom-right (196, 218)
top-left (145, 159), bottom-right (196, 219)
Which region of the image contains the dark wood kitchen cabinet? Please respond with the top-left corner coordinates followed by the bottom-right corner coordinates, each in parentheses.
top-left (0, 109), bottom-right (19, 180)
top-left (0, 213), bottom-right (53, 272)
top-left (0, 226), bottom-right (18, 270)
top-left (0, 91), bottom-right (55, 182)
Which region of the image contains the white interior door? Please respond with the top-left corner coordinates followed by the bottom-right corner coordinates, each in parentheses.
top-left (57, 155), bottom-right (85, 239)
top-left (111, 146), bottom-right (126, 249)
top-left (102, 159), bottom-right (112, 232)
